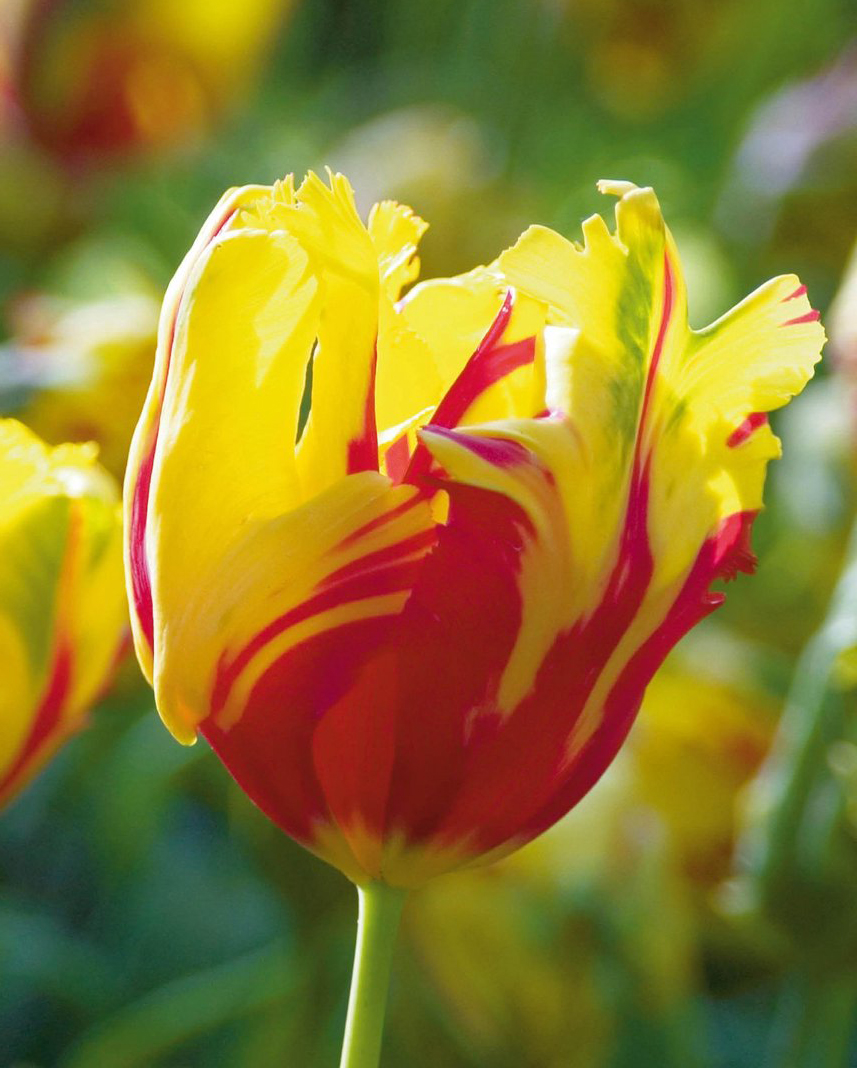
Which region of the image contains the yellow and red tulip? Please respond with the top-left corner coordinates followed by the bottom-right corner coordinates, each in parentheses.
top-left (124, 171), bottom-right (824, 889)
top-left (0, 419), bottom-right (125, 808)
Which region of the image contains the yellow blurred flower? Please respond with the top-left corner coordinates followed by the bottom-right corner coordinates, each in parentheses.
top-left (629, 661), bottom-right (775, 890)
top-left (0, 419), bottom-right (125, 807)
top-left (553, 0), bottom-right (741, 120)
top-left (5, 292), bottom-right (159, 479)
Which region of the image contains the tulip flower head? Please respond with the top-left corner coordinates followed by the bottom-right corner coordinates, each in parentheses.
top-left (125, 172), bottom-right (824, 889)
top-left (0, 419), bottom-right (125, 807)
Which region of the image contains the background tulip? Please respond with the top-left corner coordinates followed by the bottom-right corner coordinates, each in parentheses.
top-left (1, 291), bottom-right (159, 479)
top-left (5, 0), bottom-right (296, 163)
top-left (0, 418), bottom-right (125, 808)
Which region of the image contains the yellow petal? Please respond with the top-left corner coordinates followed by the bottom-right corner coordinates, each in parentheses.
top-left (373, 268), bottom-right (547, 470)
top-left (124, 183), bottom-right (269, 679)
top-left (368, 198), bottom-right (428, 300)
top-left (148, 226), bottom-right (323, 736)
top-left (499, 181), bottom-right (825, 595)
top-left (288, 172), bottom-right (383, 496)
top-left (419, 180), bottom-right (823, 772)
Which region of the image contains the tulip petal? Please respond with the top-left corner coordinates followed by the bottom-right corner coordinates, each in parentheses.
top-left (287, 172), bottom-right (384, 492)
top-left (154, 464), bottom-right (434, 745)
top-left (400, 270), bottom-right (547, 425)
top-left (180, 474), bottom-right (435, 879)
top-left (0, 495), bottom-right (71, 799)
top-left (145, 227), bottom-right (325, 734)
top-left (386, 418), bottom-right (692, 864)
top-left (499, 181), bottom-right (825, 594)
top-left (374, 276), bottom-right (546, 483)
top-left (124, 184), bottom-right (268, 678)
top-left (296, 470), bottom-right (533, 886)
top-left (368, 199), bottom-right (428, 300)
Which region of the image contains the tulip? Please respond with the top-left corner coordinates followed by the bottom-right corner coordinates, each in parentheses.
top-left (0, 419), bottom-right (125, 808)
top-left (124, 171), bottom-right (824, 1066)
top-left (8, 0), bottom-right (295, 162)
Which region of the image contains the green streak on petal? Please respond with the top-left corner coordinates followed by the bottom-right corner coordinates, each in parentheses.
top-left (0, 494), bottom-right (70, 679)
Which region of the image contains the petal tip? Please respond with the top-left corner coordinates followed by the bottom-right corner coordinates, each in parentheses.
top-left (596, 178), bottom-right (639, 199)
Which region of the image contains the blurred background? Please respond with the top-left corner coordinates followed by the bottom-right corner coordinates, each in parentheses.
top-left (2, 0), bottom-right (857, 1065)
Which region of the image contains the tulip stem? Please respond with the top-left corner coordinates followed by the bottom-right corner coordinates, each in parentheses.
top-left (339, 882), bottom-right (407, 1068)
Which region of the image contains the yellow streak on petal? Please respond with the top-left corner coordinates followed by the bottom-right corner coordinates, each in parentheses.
top-left (154, 473), bottom-right (433, 742)
top-left (214, 592), bottom-right (411, 733)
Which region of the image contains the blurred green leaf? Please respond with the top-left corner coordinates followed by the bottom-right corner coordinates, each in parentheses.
top-left (59, 940), bottom-right (296, 1068)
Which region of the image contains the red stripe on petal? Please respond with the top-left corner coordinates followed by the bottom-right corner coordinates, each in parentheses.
top-left (708, 509), bottom-right (757, 580)
top-left (0, 643), bottom-right (72, 804)
top-left (727, 412), bottom-right (768, 448)
top-left (425, 335), bottom-right (536, 430)
top-left (210, 555), bottom-right (423, 719)
top-left (783, 284), bottom-right (807, 302)
top-left (129, 438), bottom-right (156, 648)
top-left (341, 493), bottom-right (426, 547)
top-left (384, 435), bottom-right (411, 483)
top-left (319, 528), bottom-right (437, 589)
top-left (782, 309), bottom-right (821, 327)
top-left (380, 484), bottom-right (531, 842)
top-left (637, 251), bottom-right (675, 451)
top-left (346, 339), bottom-right (379, 473)
top-left (420, 424), bottom-right (536, 472)
top-left (479, 288), bottom-right (515, 351)
top-left (204, 618), bottom-right (396, 850)
top-left (513, 510), bottom-right (758, 846)
top-left (406, 290), bottom-right (536, 481)
top-left (312, 650), bottom-right (398, 876)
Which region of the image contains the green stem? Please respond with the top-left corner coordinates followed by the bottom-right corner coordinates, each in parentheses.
top-left (748, 515), bottom-right (857, 898)
top-left (339, 882), bottom-right (407, 1068)
top-left (766, 971), bottom-right (857, 1068)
